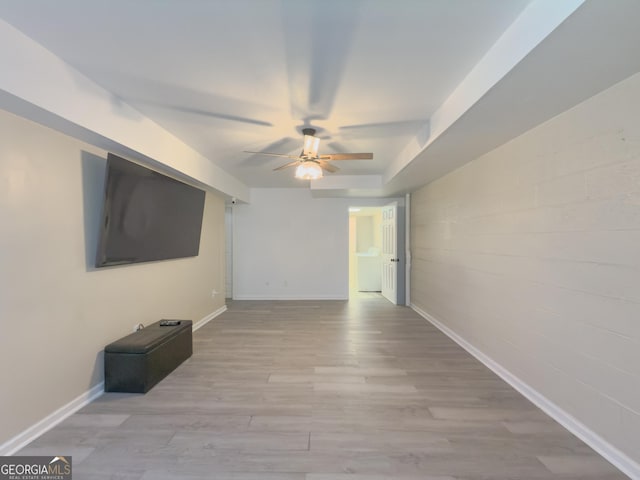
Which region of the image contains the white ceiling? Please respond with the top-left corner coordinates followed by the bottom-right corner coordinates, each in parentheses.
top-left (1, 0), bottom-right (640, 196)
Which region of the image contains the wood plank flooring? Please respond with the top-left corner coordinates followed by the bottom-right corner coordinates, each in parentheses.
top-left (18, 297), bottom-right (628, 479)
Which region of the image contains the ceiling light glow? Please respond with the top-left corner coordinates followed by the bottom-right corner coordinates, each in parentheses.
top-left (295, 162), bottom-right (323, 180)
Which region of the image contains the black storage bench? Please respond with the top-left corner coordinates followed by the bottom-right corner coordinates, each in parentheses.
top-left (104, 320), bottom-right (193, 393)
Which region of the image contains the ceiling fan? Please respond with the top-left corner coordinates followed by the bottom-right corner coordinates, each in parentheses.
top-left (244, 128), bottom-right (373, 180)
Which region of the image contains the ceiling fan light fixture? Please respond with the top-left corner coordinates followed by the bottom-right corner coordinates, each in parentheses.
top-left (302, 134), bottom-right (320, 158)
top-left (295, 162), bottom-right (323, 180)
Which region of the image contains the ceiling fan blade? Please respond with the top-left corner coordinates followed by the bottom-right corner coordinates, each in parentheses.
top-left (273, 161), bottom-right (300, 171)
top-left (318, 160), bottom-right (339, 173)
top-left (318, 153), bottom-right (373, 161)
top-left (244, 151), bottom-right (301, 160)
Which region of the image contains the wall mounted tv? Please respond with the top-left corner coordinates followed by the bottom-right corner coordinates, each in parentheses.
top-left (95, 153), bottom-right (206, 268)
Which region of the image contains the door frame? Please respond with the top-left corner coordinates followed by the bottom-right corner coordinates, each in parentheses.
top-left (348, 201), bottom-right (405, 305)
top-left (392, 201), bottom-right (406, 306)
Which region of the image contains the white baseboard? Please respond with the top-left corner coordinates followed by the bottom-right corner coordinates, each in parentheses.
top-left (411, 303), bottom-right (640, 480)
top-left (232, 294), bottom-right (348, 300)
top-left (0, 381), bottom-right (105, 456)
top-left (193, 305), bottom-right (227, 332)
top-left (0, 306), bottom-right (228, 457)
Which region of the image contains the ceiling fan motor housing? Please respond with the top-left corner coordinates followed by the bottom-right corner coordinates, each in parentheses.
top-left (301, 129), bottom-right (320, 158)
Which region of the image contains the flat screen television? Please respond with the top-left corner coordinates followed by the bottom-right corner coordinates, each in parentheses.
top-left (95, 153), bottom-right (206, 267)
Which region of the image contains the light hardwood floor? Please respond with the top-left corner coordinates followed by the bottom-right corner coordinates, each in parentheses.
top-left (18, 297), bottom-right (628, 479)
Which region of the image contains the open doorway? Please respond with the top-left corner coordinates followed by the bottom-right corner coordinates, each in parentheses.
top-left (225, 205), bottom-right (233, 299)
top-left (348, 206), bottom-right (383, 299)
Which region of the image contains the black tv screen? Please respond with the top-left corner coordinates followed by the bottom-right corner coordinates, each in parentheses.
top-left (95, 153), bottom-right (206, 267)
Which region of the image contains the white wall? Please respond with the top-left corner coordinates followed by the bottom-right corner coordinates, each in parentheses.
top-left (355, 216), bottom-right (374, 252)
top-left (354, 211), bottom-right (383, 254)
top-left (411, 72), bottom-right (640, 471)
top-left (233, 189), bottom-right (399, 300)
top-left (0, 109), bottom-right (226, 449)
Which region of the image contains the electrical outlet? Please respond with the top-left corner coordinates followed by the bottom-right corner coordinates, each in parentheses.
top-left (211, 289), bottom-right (218, 299)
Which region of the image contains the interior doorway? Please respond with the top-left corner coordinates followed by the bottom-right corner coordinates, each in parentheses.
top-left (348, 206), bottom-right (384, 299)
top-left (225, 205), bottom-right (233, 299)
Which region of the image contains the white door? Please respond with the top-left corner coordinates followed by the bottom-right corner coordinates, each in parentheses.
top-left (381, 203), bottom-right (398, 304)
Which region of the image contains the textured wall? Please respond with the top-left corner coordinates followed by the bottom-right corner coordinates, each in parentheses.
top-left (411, 72), bottom-right (640, 464)
top-left (0, 109), bottom-right (226, 446)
